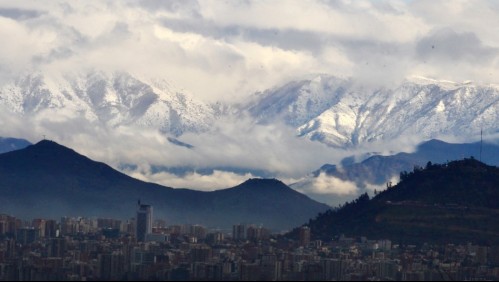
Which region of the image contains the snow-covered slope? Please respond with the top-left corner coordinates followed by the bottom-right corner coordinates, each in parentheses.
top-left (0, 72), bottom-right (218, 136)
top-left (247, 75), bottom-right (499, 147)
top-left (3, 72), bottom-right (499, 150)
top-left (247, 76), bottom-right (349, 127)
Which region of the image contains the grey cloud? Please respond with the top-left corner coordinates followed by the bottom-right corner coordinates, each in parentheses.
top-left (320, 0), bottom-right (404, 16)
top-left (336, 38), bottom-right (413, 87)
top-left (0, 8), bottom-right (42, 20)
top-left (32, 47), bottom-right (74, 65)
top-left (136, 0), bottom-right (201, 17)
top-left (161, 17), bottom-right (326, 53)
top-left (370, 1), bottom-right (406, 15)
top-left (341, 39), bottom-right (409, 63)
top-left (94, 22), bottom-right (132, 45)
top-left (243, 28), bottom-right (326, 54)
top-left (416, 28), bottom-right (499, 64)
top-left (159, 18), bottom-right (239, 39)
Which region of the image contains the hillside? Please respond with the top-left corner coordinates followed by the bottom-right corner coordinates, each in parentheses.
top-left (293, 158), bottom-right (499, 244)
top-left (0, 141), bottom-right (329, 230)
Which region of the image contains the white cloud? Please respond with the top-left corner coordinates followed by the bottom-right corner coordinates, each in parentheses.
top-left (364, 175), bottom-right (400, 193)
top-left (1, 0), bottom-right (497, 103)
top-left (127, 169), bottom-right (255, 191)
top-left (295, 172), bottom-right (359, 196)
top-left (0, 105), bottom-right (349, 190)
top-left (178, 115), bottom-right (349, 177)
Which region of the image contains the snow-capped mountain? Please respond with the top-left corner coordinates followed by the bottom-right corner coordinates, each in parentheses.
top-left (3, 71), bottom-right (499, 151)
top-left (247, 75), bottom-right (499, 147)
top-left (0, 72), bottom-right (219, 136)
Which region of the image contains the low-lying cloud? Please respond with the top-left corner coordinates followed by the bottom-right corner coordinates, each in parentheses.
top-left (0, 105), bottom-right (349, 190)
top-left (127, 168), bottom-right (255, 191)
top-left (307, 172), bottom-right (359, 196)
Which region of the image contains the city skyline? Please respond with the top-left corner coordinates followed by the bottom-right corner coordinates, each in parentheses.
top-left (1, 210), bottom-right (498, 281)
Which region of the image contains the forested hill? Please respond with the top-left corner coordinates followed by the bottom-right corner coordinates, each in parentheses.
top-left (292, 158), bottom-right (499, 245)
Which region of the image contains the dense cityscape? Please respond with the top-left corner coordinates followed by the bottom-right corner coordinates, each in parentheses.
top-left (0, 202), bottom-right (498, 281)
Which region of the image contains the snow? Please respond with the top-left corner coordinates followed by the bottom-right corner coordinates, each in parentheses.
top-left (0, 72), bottom-right (219, 137)
top-left (2, 71), bottom-right (499, 150)
top-left (248, 75), bottom-right (499, 148)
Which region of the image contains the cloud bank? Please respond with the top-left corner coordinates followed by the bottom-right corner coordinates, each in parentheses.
top-left (0, 105), bottom-right (348, 189)
top-left (0, 0), bottom-right (498, 102)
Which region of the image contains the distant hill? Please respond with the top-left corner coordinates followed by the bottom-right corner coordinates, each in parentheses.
top-left (297, 139), bottom-right (499, 192)
top-left (292, 158), bottom-right (499, 245)
top-left (0, 141), bottom-right (329, 230)
top-left (0, 137), bottom-right (31, 154)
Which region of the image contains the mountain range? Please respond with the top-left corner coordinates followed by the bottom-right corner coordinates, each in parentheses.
top-left (0, 72), bottom-right (220, 137)
top-left (0, 140), bottom-right (329, 230)
top-left (291, 139), bottom-right (499, 206)
top-left (2, 72), bottom-right (499, 149)
top-left (0, 137), bottom-right (31, 154)
top-left (248, 75), bottom-right (499, 147)
top-left (291, 158), bottom-right (499, 245)
top-left (4, 135), bottom-right (499, 210)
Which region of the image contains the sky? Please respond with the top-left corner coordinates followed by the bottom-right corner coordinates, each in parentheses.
top-left (1, 0), bottom-right (499, 205)
top-left (1, 0), bottom-right (498, 103)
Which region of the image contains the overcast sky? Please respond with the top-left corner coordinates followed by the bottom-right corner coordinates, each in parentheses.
top-left (1, 0), bottom-right (499, 102)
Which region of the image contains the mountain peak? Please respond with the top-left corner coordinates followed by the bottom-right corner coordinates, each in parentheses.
top-left (25, 139), bottom-right (82, 158)
top-left (34, 139), bottom-right (63, 147)
top-left (237, 178), bottom-right (288, 190)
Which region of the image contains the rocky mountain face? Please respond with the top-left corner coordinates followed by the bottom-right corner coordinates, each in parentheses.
top-left (247, 75), bottom-right (499, 148)
top-left (0, 72), bottom-right (219, 136)
top-left (2, 73), bottom-right (499, 149)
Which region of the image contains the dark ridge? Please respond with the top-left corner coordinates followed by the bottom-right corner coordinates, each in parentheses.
top-left (292, 158), bottom-right (499, 245)
top-left (313, 139), bottom-right (499, 194)
top-left (234, 178), bottom-right (288, 190)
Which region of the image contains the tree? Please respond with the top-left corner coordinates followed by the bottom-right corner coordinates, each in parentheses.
top-left (400, 171), bottom-right (409, 181)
